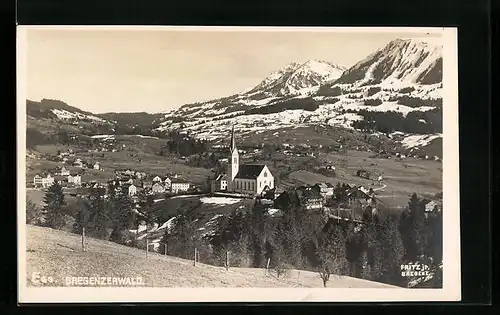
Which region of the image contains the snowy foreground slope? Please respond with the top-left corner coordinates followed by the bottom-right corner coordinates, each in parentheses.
top-left (157, 39), bottom-right (443, 144)
top-left (26, 225), bottom-right (399, 288)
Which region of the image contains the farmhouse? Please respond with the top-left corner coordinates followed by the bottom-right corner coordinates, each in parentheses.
top-left (226, 126), bottom-right (275, 195)
top-left (153, 176), bottom-right (162, 183)
top-left (171, 178), bottom-right (190, 193)
top-left (93, 162), bottom-right (100, 170)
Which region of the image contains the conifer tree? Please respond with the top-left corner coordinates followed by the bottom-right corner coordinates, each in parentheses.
top-left (377, 215), bottom-right (405, 285)
top-left (109, 191), bottom-right (134, 244)
top-left (85, 189), bottom-right (109, 239)
top-left (42, 182), bottom-right (67, 229)
top-left (399, 193), bottom-right (428, 261)
top-left (316, 223), bottom-right (349, 282)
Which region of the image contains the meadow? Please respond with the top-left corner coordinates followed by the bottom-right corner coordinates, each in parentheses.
top-left (25, 225), bottom-right (399, 288)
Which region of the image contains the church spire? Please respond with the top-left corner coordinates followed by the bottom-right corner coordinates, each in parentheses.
top-left (230, 125), bottom-right (237, 152)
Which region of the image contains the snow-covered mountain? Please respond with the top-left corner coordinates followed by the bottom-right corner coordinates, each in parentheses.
top-left (334, 38), bottom-right (442, 86)
top-left (157, 38), bottom-right (443, 145)
top-left (244, 59), bottom-right (346, 98)
top-left (159, 59), bottom-right (347, 121)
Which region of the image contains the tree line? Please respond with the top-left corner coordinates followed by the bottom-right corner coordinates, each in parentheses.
top-left (28, 181), bottom-right (442, 288)
top-left (27, 182), bottom-right (157, 248)
top-left (156, 185), bottom-right (442, 288)
top-left (159, 130), bottom-right (208, 157)
top-left (351, 108), bottom-right (442, 134)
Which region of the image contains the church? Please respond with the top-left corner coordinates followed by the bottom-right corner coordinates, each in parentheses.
top-left (222, 126), bottom-right (275, 196)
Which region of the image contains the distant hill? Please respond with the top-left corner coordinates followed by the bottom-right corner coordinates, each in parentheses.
top-left (95, 112), bottom-right (165, 128)
top-left (27, 99), bottom-right (107, 122)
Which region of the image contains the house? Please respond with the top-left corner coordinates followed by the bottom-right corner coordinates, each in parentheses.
top-left (171, 178), bottom-right (190, 194)
top-left (423, 200), bottom-right (441, 213)
top-left (67, 174), bottom-right (82, 186)
top-left (93, 162), bottom-right (100, 170)
top-left (151, 183), bottom-right (165, 193)
top-left (33, 175), bottom-right (43, 187)
top-left (315, 182), bottom-right (335, 197)
top-left (33, 174), bottom-right (55, 188)
top-left (118, 177), bottom-right (134, 185)
top-left (73, 158), bottom-right (83, 168)
top-left (124, 169), bottom-right (134, 176)
top-left (163, 177), bottom-right (172, 189)
top-left (296, 186), bottom-right (324, 210)
top-left (153, 176), bottom-right (162, 183)
top-left (226, 126), bottom-right (275, 195)
top-left (123, 184), bottom-right (137, 197)
top-left (59, 166), bottom-right (70, 176)
top-left (348, 186), bottom-right (374, 201)
top-left (214, 174), bottom-right (228, 191)
top-left (142, 180), bottom-right (153, 190)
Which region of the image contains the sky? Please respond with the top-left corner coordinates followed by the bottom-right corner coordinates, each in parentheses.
top-left (21, 27), bottom-right (442, 114)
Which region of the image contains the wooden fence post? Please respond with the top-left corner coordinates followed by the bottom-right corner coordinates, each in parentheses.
top-left (81, 227), bottom-right (85, 252)
top-left (225, 250), bottom-right (229, 270)
top-left (164, 243), bottom-right (167, 256)
top-left (266, 258), bottom-right (271, 275)
top-left (193, 248), bottom-right (197, 266)
top-left (146, 237), bottom-right (149, 258)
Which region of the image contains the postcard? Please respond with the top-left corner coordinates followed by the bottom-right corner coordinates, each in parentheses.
top-left (17, 26), bottom-right (460, 302)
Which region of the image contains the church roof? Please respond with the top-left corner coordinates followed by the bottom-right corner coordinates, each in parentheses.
top-left (235, 164), bottom-right (266, 179)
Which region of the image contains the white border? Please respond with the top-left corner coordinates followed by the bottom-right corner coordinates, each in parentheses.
top-left (16, 26), bottom-right (460, 303)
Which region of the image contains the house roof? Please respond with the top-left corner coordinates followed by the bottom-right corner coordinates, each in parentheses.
top-left (318, 182), bottom-right (334, 189)
top-left (235, 164), bottom-right (266, 180)
top-left (53, 175), bottom-right (68, 182)
top-left (171, 178), bottom-right (189, 184)
top-left (296, 187), bottom-right (323, 200)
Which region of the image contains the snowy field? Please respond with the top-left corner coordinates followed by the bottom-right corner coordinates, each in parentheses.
top-left (200, 197), bottom-right (242, 205)
top-left (26, 225), bottom-right (400, 288)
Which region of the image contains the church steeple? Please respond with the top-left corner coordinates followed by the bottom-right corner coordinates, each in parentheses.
top-left (228, 125), bottom-right (239, 189)
top-left (230, 125), bottom-right (237, 152)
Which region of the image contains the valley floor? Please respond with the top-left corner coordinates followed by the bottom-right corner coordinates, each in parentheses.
top-left (25, 225), bottom-right (399, 289)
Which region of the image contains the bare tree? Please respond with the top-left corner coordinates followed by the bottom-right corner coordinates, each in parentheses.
top-left (318, 266), bottom-right (331, 288)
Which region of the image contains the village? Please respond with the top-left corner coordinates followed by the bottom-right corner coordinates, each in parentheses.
top-left (29, 126), bottom-right (443, 228)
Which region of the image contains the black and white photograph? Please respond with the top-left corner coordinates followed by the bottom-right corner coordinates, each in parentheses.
top-left (16, 26), bottom-right (460, 302)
